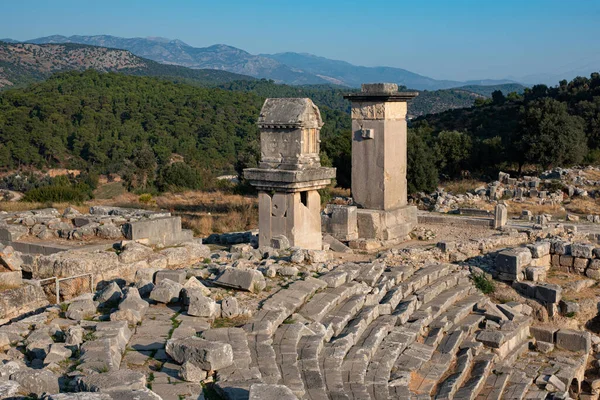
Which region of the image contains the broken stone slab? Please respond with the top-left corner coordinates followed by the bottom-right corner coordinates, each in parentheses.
top-left (179, 360), bottom-right (208, 382)
top-left (556, 329), bottom-right (591, 353)
top-left (149, 278), bottom-right (182, 304)
top-left (10, 368), bottom-right (59, 396)
top-left (215, 268), bottom-right (266, 293)
top-left (110, 287), bottom-right (149, 325)
top-left (183, 276), bottom-right (211, 296)
top-left (96, 223), bottom-right (123, 239)
top-left (65, 326), bottom-right (84, 346)
top-left (46, 393), bottom-right (113, 399)
top-left (323, 234), bottom-right (353, 254)
top-left (0, 270), bottom-right (22, 287)
top-left (165, 336), bottom-right (233, 371)
top-left (78, 369), bottom-right (146, 392)
top-left (95, 282), bottom-right (122, 306)
top-left (44, 343), bottom-right (72, 364)
top-left (187, 291), bottom-right (218, 318)
top-left (159, 246), bottom-right (191, 266)
top-left (0, 246), bottom-right (23, 271)
top-left (220, 297), bottom-right (239, 318)
top-left (249, 383), bottom-right (299, 400)
top-left (66, 294), bottom-right (97, 321)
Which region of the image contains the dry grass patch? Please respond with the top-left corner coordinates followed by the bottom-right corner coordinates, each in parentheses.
top-left (442, 179), bottom-right (487, 195)
top-left (504, 200), bottom-right (563, 218)
top-left (564, 197), bottom-right (600, 216)
top-left (0, 201), bottom-right (88, 214)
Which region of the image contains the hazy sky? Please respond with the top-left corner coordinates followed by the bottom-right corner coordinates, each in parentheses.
top-left (2, 0), bottom-right (599, 81)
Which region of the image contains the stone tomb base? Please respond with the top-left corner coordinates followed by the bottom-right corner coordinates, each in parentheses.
top-left (258, 190), bottom-right (322, 250)
top-left (356, 205), bottom-right (417, 240)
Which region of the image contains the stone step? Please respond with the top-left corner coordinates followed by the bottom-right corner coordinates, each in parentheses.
top-left (499, 370), bottom-right (532, 400)
top-left (247, 333), bottom-right (281, 385)
top-left (298, 334), bottom-right (329, 400)
top-left (435, 349), bottom-right (475, 399)
top-left (453, 353), bottom-right (496, 400)
top-left (364, 328), bottom-right (417, 400)
top-left (321, 294), bottom-right (367, 340)
top-left (203, 327), bottom-right (260, 383)
top-left (272, 323), bottom-right (312, 398)
top-left (474, 368), bottom-right (511, 400)
top-left (298, 282), bottom-right (369, 323)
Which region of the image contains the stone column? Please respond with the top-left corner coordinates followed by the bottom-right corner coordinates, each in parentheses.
top-left (344, 84), bottom-right (419, 241)
top-left (245, 98), bottom-right (335, 250)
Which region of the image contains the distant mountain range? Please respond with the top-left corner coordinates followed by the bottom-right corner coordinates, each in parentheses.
top-left (8, 34), bottom-right (521, 90)
top-left (0, 41), bottom-right (251, 89)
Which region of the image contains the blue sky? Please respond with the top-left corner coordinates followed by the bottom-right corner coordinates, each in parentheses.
top-left (2, 0), bottom-right (599, 81)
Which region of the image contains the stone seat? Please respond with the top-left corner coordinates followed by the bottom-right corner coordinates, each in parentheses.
top-left (453, 352), bottom-right (496, 400)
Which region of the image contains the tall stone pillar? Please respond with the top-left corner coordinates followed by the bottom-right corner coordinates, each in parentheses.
top-left (344, 83), bottom-right (419, 241)
top-left (244, 98), bottom-right (335, 250)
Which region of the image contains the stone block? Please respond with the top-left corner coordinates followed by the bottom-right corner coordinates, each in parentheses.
top-left (66, 295), bottom-right (96, 321)
top-left (496, 248), bottom-right (532, 277)
top-left (122, 216), bottom-right (189, 246)
top-left (95, 282), bottom-right (122, 306)
top-left (525, 266), bottom-right (546, 282)
top-left (574, 257), bottom-right (590, 273)
top-left (535, 284), bottom-right (562, 304)
top-left (556, 329), bottom-right (591, 353)
top-left (149, 279), bottom-right (182, 304)
top-left (187, 291), bottom-right (218, 318)
top-left (155, 269), bottom-right (187, 285)
top-left (78, 369), bottom-right (146, 392)
top-left (530, 254), bottom-right (551, 267)
top-left (215, 268), bottom-right (266, 293)
top-left (553, 242), bottom-right (571, 255)
top-left (166, 336), bottom-right (233, 370)
top-left (326, 205), bottom-right (358, 241)
top-left (11, 369), bottom-right (59, 396)
top-left (494, 204), bottom-right (508, 229)
top-left (220, 297), bottom-right (239, 318)
top-left (559, 255), bottom-right (574, 268)
top-left (572, 243), bottom-right (595, 258)
top-left (528, 242), bottom-right (551, 258)
top-left (536, 341), bottom-right (554, 354)
top-left (530, 326), bottom-right (557, 343)
top-left (0, 271), bottom-right (22, 287)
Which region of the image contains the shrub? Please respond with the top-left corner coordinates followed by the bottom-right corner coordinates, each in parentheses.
top-left (471, 273), bottom-right (495, 294)
top-left (22, 185), bottom-right (89, 203)
top-left (138, 193), bottom-right (153, 204)
top-left (157, 162), bottom-right (203, 192)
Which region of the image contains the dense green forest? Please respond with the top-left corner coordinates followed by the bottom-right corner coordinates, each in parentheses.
top-left (0, 70), bottom-right (352, 192)
top-left (1, 69), bottom-right (598, 198)
top-left (411, 73), bottom-right (600, 191)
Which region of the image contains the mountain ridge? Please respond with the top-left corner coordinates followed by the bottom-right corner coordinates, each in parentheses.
top-left (21, 34), bottom-right (519, 90)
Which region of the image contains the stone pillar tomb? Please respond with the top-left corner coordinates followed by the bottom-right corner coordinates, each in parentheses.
top-left (343, 83), bottom-right (419, 240)
top-left (244, 98), bottom-right (335, 250)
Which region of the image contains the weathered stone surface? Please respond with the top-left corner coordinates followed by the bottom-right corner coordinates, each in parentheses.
top-left (179, 360), bottom-right (208, 382)
top-left (496, 248), bottom-right (532, 278)
top-left (165, 336), bottom-right (233, 370)
top-left (215, 268), bottom-right (266, 293)
top-left (220, 297), bottom-right (239, 318)
top-left (66, 294), bottom-right (96, 321)
top-left (535, 284), bottom-right (562, 304)
top-left (118, 242), bottom-right (154, 264)
top-left (149, 279), bottom-right (182, 304)
top-left (65, 326), bottom-right (84, 346)
top-left (183, 276), bottom-right (211, 296)
top-left (155, 269), bottom-right (187, 285)
top-left (0, 246), bottom-right (23, 271)
top-left (249, 383), bottom-right (299, 400)
top-left (47, 394), bottom-right (112, 400)
top-left (0, 380), bottom-right (20, 398)
top-left (556, 329), bottom-right (591, 352)
top-left (187, 291), bottom-right (218, 318)
top-left (571, 243), bottom-right (595, 258)
top-left (44, 343), bottom-right (72, 363)
top-left (96, 223), bottom-right (123, 239)
top-left (78, 369), bottom-right (146, 392)
top-left (110, 287), bottom-right (149, 325)
top-left (95, 282), bottom-right (122, 305)
top-left (11, 368), bottom-right (59, 396)
top-left (528, 241), bottom-right (551, 258)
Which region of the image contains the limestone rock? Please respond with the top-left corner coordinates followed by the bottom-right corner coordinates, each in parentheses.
top-left (221, 297), bottom-right (239, 318)
top-left (44, 343), bottom-right (72, 364)
top-left (118, 242), bottom-right (154, 264)
top-left (179, 360), bottom-right (208, 382)
top-left (65, 326), bottom-right (84, 346)
top-left (155, 269), bottom-right (187, 285)
top-left (10, 368), bottom-right (59, 396)
top-left (95, 282), bottom-right (122, 306)
top-left (215, 268), bottom-right (266, 293)
top-left (111, 287), bottom-right (149, 324)
top-left (66, 294), bottom-right (97, 321)
top-left (187, 291), bottom-right (218, 318)
top-left (0, 246), bottom-right (23, 271)
top-left (95, 223), bottom-right (123, 239)
top-left (183, 276), bottom-right (211, 296)
top-left (149, 279), bottom-right (182, 304)
top-left (165, 336), bottom-right (233, 370)
top-left (47, 393), bottom-right (112, 400)
top-left (0, 380), bottom-right (20, 398)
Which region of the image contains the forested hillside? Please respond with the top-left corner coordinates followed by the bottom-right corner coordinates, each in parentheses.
top-left (408, 73), bottom-right (600, 193)
top-left (0, 70), bottom-right (352, 191)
